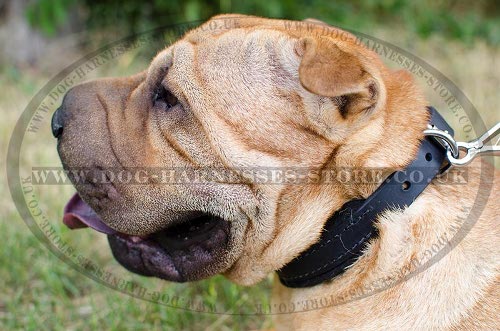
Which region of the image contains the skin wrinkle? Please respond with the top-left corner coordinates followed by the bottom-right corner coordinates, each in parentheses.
top-left (320, 146), bottom-right (339, 174)
top-left (124, 73), bottom-right (147, 112)
top-left (256, 189), bottom-right (283, 258)
top-left (168, 47), bottom-right (192, 110)
top-left (276, 89), bottom-right (330, 142)
top-left (183, 44), bottom-right (231, 169)
top-left (215, 105), bottom-right (322, 161)
top-left (217, 114), bottom-right (284, 159)
top-left (153, 110), bottom-right (200, 167)
top-left (168, 43), bottom-right (234, 170)
top-left (166, 43), bottom-right (259, 183)
top-left (194, 33), bottom-right (292, 160)
top-left (260, 145), bottom-right (340, 262)
top-left (96, 93), bottom-right (125, 170)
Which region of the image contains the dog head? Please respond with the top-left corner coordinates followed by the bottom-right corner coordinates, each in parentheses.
top-left (54, 15), bottom-right (428, 284)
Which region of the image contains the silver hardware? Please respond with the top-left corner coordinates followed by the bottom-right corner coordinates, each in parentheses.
top-left (449, 122), bottom-right (500, 166)
top-left (423, 127), bottom-right (459, 158)
top-left (424, 122), bottom-right (500, 166)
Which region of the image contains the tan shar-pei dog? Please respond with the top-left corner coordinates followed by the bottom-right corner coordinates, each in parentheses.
top-left (52, 14), bottom-right (499, 330)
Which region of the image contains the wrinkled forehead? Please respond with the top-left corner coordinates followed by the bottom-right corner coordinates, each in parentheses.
top-left (161, 15), bottom-right (297, 58)
top-left (147, 16), bottom-right (297, 84)
top-left (146, 14), bottom-right (367, 88)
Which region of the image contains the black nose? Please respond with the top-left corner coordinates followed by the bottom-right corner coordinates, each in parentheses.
top-left (51, 106), bottom-right (64, 138)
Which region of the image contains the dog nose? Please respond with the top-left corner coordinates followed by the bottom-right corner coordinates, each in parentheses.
top-left (51, 106), bottom-right (64, 138)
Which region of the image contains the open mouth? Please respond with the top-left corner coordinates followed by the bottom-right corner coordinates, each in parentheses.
top-left (63, 193), bottom-right (231, 282)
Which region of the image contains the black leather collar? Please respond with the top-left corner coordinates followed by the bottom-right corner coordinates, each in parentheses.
top-left (277, 107), bottom-right (454, 288)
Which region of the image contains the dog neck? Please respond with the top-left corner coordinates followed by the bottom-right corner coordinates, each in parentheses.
top-left (277, 107), bottom-right (453, 288)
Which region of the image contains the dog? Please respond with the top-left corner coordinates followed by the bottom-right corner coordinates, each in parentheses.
top-left (52, 15), bottom-right (499, 330)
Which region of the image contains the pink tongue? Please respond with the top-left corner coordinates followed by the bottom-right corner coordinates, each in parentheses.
top-left (63, 193), bottom-right (117, 235)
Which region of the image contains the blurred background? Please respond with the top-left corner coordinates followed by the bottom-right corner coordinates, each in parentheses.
top-left (1, 1), bottom-right (499, 330)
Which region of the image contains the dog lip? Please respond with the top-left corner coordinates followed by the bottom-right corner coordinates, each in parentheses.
top-left (108, 234), bottom-right (183, 280)
top-left (62, 194), bottom-right (232, 281)
top-left (107, 215), bottom-right (231, 282)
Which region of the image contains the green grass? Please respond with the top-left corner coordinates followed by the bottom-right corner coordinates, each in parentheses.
top-left (1, 27), bottom-right (499, 330)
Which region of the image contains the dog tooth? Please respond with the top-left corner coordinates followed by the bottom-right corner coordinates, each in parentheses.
top-left (130, 236), bottom-right (142, 243)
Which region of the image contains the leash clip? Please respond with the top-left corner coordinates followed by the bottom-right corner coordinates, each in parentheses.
top-left (450, 122), bottom-right (500, 166)
top-left (424, 122), bottom-right (500, 166)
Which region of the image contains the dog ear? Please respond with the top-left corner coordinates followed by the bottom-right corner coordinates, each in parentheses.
top-left (298, 36), bottom-right (384, 117)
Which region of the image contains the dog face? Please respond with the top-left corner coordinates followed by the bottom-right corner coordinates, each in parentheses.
top-left (54, 15), bottom-right (427, 284)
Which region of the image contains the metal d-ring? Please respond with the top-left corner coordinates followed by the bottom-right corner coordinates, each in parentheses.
top-left (425, 122), bottom-right (500, 166)
top-left (423, 127), bottom-right (459, 158)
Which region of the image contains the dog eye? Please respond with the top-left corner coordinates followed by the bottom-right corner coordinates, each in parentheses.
top-left (153, 85), bottom-right (178, 110)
